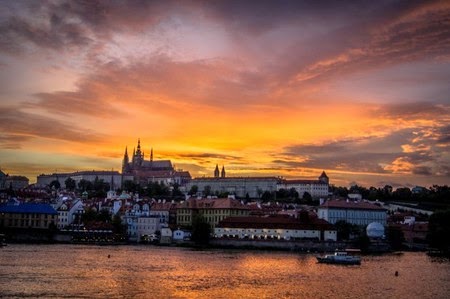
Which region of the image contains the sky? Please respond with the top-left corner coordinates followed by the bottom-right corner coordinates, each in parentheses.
top-left (0, 0), bottom-right (449, 188)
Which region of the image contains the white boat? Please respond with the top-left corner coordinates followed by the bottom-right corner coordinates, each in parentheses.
top-left (316, 251), bottom-right (361, 265)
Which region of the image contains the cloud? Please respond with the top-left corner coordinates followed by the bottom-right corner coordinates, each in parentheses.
top-left (291, 1), bottom-right (450, 85)
top-left (0, 106), bottom-right (106, 148)
top-left (279, 123), bottom-right (449, 177)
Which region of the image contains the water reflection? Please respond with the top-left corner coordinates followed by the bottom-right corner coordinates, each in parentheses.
top-left (1, 245), bottom-right (449, 298)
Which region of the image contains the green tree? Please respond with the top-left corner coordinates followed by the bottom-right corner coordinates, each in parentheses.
top-left (427, 209), bottom-right (450, 252)
top-left (261, 191), bottom-right (273, 202)
top-left (302, 191), bottom-right (312, 204)
top-left (112, 213), bottom-right (125, 234)
top-left (386, 226), bottom-right (405, 250)
top-left (203, 185), bottom-right (212, 197)
top-left (49, 180), bottom-right (61, 190)
top-left (64, 177), bottom-right (76, 191)
top-left (191, 214), bottom-right (211, 245)
top-left (335, 220), bottom-right (359, 241)
top-left (188, 185), bottom-right (198, 196)
top-left (78, 179), bottom-right (93, 191)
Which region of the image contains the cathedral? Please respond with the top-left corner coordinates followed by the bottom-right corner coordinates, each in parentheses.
top-left (122, 139), bottom-right (191, 185)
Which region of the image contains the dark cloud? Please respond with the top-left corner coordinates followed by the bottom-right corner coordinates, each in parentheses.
top-left (31, 87), bottom-right (120, 118)
top-left (289, 1), bottom-right (450, 85)
top-left (0, 0), bottom-right (169, 55)
top-left (379, 102), bottom-right (450, 120)
top-left (412, 166), bottom-right (433, 176)
top-left (0, 106), bottom-right (106, 148)
top-left (279, 125), bottom-right (449, 176)
top-left (0, 134), bottom-right (32, 149)
top-left (174, 152), bottom-right (242, 161)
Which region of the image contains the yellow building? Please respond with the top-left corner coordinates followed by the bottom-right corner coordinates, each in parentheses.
top-left (0, 200), bottom-right (57, 229)
top-left (177, 198), bottom-right (249, 229)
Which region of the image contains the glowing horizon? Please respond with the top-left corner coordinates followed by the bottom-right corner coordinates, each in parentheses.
top-left (0, 1), bottom-right (449, 188)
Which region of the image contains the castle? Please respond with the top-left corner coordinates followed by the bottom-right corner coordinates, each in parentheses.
top-left (122, 139), bottom-right (191, 185)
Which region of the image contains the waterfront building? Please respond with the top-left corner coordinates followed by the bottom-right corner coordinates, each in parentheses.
top-left (151, 200), bottom-right (178, 227)
top-left (55, 199), bottom-right (83, 229)
top-left (160, 227), bottom-right (173, 244)
top-left (122, 201), bottom-right (163, 242)
top-left (214, 215), bottom-right (336, 241)
top-left (177, 198), bottom-right (250, 229)
top-left (122, 139), bottom-right (191, 186)
top-left (0, 198), bottom-right (57, 229)
top-left (317, 199), bottom-right (387, 226)
top-left (277, 171), bottom-right (330, 198)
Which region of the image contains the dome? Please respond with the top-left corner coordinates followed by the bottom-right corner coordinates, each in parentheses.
top-left (366, 222), bottom-right (385, 238)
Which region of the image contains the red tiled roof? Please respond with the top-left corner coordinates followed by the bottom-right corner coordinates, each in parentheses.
top-left (177, 198), bottom-right (249, 210)
top-left (320, 200), bottom-right (385, 211)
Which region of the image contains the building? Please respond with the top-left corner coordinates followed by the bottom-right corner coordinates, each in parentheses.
top-left (187, 176), bottom-right (279, 198)
top-left (122, 139), bottom-right (191, 186)
top-left (0, 199), bottom-right (57, 229)
top-left (55, 199), bottom-right (84, 229)
top-left (277, 171), bottom-right (330, 198)
top-left (214, 215), bottom-right (336, 241)
top-left (4, 175), bottom-right (29, 190)
top-left (151, 200), bottom-right (177, 227)
top-left (37, 171), bottom-right (133, 189)
top-left (0, 169), bottom-right (7, 189)
top-left (177, 197), bottom-right (250, 229)
top-left (122, 201), bottom-right (164, 242)
top-left (317, 199), bottom-right (387, 226)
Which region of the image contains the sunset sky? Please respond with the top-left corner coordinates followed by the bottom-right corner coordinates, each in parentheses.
top-left (0, 0), bottom-right (449, 188)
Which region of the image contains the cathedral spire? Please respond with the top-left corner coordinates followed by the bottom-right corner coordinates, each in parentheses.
top-left (214, 164), bottom-right (220, 178)
top-left (221, 165), bottom-right (226, 178)
top-left (150, 147), bottom-right (153, 162)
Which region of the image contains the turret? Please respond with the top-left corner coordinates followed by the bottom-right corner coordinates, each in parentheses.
top-left (319, 171), bottom-right (329, 184)
top-left (221, 165), bottom-right (226, 178)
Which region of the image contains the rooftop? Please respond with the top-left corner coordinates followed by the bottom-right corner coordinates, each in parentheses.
top-left (320, 199), bottom-right (385, 211)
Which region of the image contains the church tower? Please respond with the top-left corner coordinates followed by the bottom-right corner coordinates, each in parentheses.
top-left (214, 164), bottom-right (220, 178)
top-left (134, 138), bottom-right (144, 167)
top-left (221, 166), bottom-right (226, 178)
top-left (319, 171), bottom-right (329, 184)
top-left (122, 147), bottom-right (129, 173)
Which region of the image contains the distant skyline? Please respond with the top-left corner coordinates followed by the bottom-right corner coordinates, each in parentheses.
top-left (0, 0), bottom-right (449, 188)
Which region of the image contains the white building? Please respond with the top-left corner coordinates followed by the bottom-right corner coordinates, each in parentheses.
top-left (122, 202), bottom-right (163, 242)
top-left (56, 199), bottom-right (83, 229)
top-left (214, 216), bottom-right (337, 241)
top-left (317, 199), bottom-right (387, 226)
top-left (160, 227), bottom-right (173, 244)
top-left (277, 171), bottom-right (330, 198)
top-left (36, 171), bottom-right (133, 189)
top-left (187, 177), bottom-right (279, 198)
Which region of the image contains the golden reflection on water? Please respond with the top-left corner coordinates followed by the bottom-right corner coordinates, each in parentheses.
top-left (1, 245), bottom-right (450, 299)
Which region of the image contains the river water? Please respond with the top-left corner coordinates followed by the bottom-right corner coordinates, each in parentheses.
top-left (1, 244), bottom-right (449, 298)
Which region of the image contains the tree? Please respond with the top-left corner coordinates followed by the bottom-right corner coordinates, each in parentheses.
top-left (112, 213), bottom-right (125, 234)
top-left (49, 180), bottom-right (61, 190)
top-left (386, 226), bottom-right (405, 250)
top-left (64, 177), bottom-right (76, 191)
top-left (302, 192), bottom-right (312, 204)
top-left (261, 191), bottom-right (273, 202)
top-left (203, 185), bottom-right (212, 197)
top-left (427, 209), bottom-right (450, 252)
top-left (191, 215), bottom-right (211, 245)
top-left (188, 185), bottom-right (198, 196)
top-left (78, 179), bottom-right (93, 191)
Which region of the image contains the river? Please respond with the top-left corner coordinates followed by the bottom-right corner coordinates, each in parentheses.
top-left (1, 244), bottom-right (449, 298)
